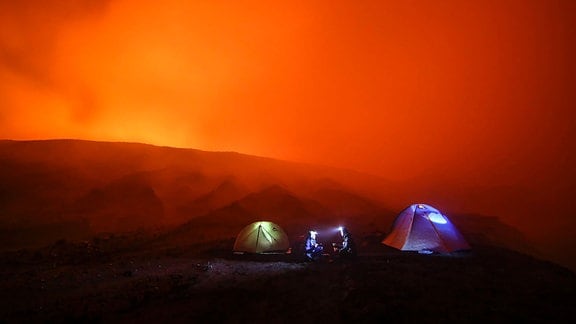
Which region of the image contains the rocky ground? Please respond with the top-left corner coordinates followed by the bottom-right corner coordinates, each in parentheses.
top-left (0, 237), bottom-right (574, 323)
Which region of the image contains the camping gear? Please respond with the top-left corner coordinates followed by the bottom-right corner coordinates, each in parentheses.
top-left (382, 204), bottom-right (470, 253)
top-left (233, 221), bottom-right (290, 253)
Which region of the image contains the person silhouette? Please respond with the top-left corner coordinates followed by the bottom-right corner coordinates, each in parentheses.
top-left (339, 227), bottom-right (357, 259)
top-left (304, 230), bottom-right (323, 261)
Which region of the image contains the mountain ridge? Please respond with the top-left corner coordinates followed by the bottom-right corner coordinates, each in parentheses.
top-left (1, 138), bottom-right (572, 271)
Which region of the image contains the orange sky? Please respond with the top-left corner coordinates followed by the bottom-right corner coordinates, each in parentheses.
top-left (1, 0), bottom-right (575, 185)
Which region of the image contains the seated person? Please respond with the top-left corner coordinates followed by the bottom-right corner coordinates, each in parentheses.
top-left (305, 230), bottom-right (323, 261)
top-left (339, 227), bottom-right (357, 258)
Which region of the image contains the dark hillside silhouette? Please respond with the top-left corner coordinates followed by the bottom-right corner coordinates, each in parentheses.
top-left (0, 139), bottom-right (572, 272)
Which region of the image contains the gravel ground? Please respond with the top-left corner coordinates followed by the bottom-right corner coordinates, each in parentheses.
top-left (0, 241), bottom-right (574, 323)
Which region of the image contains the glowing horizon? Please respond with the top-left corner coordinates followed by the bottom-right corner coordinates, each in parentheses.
top-left (1, 0), bottom-right (574, 184)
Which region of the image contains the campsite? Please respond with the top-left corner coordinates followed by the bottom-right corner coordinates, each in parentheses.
top-left (0, 140), bottom-right (575, 322)
top-left (2, 203), bottom-right (576, 323)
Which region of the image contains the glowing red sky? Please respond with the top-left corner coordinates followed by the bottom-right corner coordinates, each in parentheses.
top-left (1, 0), bottom-right (574, 184)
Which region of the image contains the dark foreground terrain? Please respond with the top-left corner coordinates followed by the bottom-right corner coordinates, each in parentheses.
top-left (1, 237), bottom-right (574, 323)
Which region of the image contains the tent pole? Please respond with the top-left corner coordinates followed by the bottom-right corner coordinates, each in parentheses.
top-left (255, 224), bottom-right (262, 252)
top-left (262, 227), bottom-right (278, 243)
top-left (405, 205), bottom-right (417, 249)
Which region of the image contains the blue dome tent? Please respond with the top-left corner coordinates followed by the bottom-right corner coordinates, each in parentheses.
top-left (382, 204), bottom-right (470, 253)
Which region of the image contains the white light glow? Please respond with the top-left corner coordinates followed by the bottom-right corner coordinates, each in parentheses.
top-left (427, 212), bottom-right (448, 224)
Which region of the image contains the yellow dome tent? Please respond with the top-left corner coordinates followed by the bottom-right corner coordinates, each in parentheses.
top-left (233, 221), bottom-right (290, 254)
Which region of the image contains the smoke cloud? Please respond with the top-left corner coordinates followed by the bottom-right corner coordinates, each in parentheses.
top-left (1, 0), bottom-right (574, 189)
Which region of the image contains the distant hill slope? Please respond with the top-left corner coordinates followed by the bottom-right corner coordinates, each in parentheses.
top-left (0, 139), bottom-right (395, 242)
top-left (1, 139), bottom-right (563, 269)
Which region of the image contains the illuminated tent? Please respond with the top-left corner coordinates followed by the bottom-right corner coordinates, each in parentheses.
top-left (233, 221), bottom-right (290, 254)
top-left (382, 204), bottom-right (470, 253)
